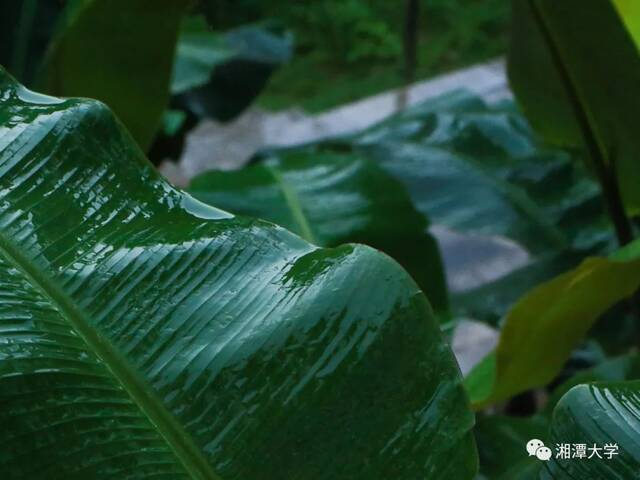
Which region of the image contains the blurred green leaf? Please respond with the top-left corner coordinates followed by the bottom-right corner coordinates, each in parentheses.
top-left (466, 239), bottom-right (640, 407)
top-left (542, 381), bottom-right (640, 479)
top-left (475, 414), bottom-right (547, 479)
top-left (0, 66), bottom-right (478, 479)
top-left (189, 151), bottom-right (448, 312)
top-left (39, 0), bottom-right (190, 151)
top-left (0, 0), bottom-right (62, 85)
top-left (171, 16), bottom-right (235, 95)
top-left (173, 17), bottom-right (292, 121)
top-left (613, 0), bottom-right (640, 46)
top-left (508, 0), bottom-right (640, 212)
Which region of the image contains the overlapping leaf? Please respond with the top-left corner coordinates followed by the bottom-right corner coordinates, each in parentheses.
top-left (0, 68), bottom-right (477, 478)
top-left (256, 91), bottom-right (613, 323)
top-left (508, 0), bottom-right (640, 211)
top-left (39, 0), bottom-right (190, 150)
top-left (188, 151), bottom-right (448, 312)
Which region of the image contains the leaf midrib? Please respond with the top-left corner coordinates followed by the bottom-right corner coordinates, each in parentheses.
top-left (0, 229), bottom-right (221, 480)
top-left (264, 163), bottom-right (319, 244)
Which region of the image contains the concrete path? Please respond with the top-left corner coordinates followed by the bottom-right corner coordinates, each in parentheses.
top-left (162, 59), bottom-right (510, 182)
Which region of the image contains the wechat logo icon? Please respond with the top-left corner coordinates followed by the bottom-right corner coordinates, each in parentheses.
top-left (527, 439), bottom-right (552, 461)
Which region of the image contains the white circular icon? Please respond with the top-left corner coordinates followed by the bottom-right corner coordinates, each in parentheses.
top-left (526, 438), bottom-right (545, 456)
top-left (536, 446), bottom-right (552, 461)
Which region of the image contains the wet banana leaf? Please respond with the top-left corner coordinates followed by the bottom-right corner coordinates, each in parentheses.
top-left (465, 239), bottom-right (640, 406)
top-left (542, 381), bottom-right (640, 479)
top-left (188, 151), bottom-right (448, 312)
top-left (508, 0), bottom-right (640, 211)
top-left (0, 68), bottom-right (478, 478)
top-left (39, 0), bottom-right (191, 150)
top-left (256, 91), bottom-right (612, 323)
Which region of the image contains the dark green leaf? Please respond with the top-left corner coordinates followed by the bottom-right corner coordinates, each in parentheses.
top-left (188, 151), bottom-right (448, 312)
top-left (0, 67), bottom-right (477, 479)
top-left (475, 414), bottom-right (547, 479)
top-left (257, 90), bottom-right (612, 322)
top-left (508, 0), bottom-right (640, 211)
top-left (542, 381), bottom-right (640, 479)
top-left (39, 0), bottom-right (190, 150)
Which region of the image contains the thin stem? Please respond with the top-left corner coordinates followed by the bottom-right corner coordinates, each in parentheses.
top-left (527, 0), bottom-right (634, 246)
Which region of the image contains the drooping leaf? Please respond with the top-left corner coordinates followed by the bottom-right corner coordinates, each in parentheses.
top-left (172, 17), bottom-right (292, 121)
top-left (39, 0), bottom-right (190, 151)
top-left (542, 381), bottom-right (640, 479)
top-left (0, 68), bottom-right (478, 478)
top-left (508, 0), bottom-right (640, 211)
top-left (256, 90), bottom-right (613, 323)
top-left (465, 239), bottom-right (640, 407)
top-left (188, 151), bottom-right (448, 312)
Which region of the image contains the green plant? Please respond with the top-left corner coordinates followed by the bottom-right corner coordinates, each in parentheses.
top-left (0, 67), bottom-right (477, 479)
top-left (2, 1), bottom-right (640, 479)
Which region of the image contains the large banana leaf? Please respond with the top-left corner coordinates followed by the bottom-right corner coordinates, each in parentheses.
top-left (508, 0), bottom-right (640, 212)
top-left (188, 151), bottom-right (448, 312)
top-left (0, 68), bottom-right (477, 478)
top-left (256, 91), bottom-right (612, 323)
top-left (542, 381), bottom-right (640, 479)
top-left (39, 0), bottom-right (190, 150)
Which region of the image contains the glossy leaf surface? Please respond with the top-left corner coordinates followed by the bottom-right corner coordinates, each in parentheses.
top-left (257, 91), bottom-right (612, 322)
top-left (189, 151), bottom-right (448, 312)
top-left (466, 240), bottom-right (640, 406)
top-left (0, 69), bottom-right (477, 478)
top-left (39, 0), bottom-right (190, 150)
top-left (508, 0), bottom-right (640, 211)
top-left (542, 381), bottom-right (640, 479)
